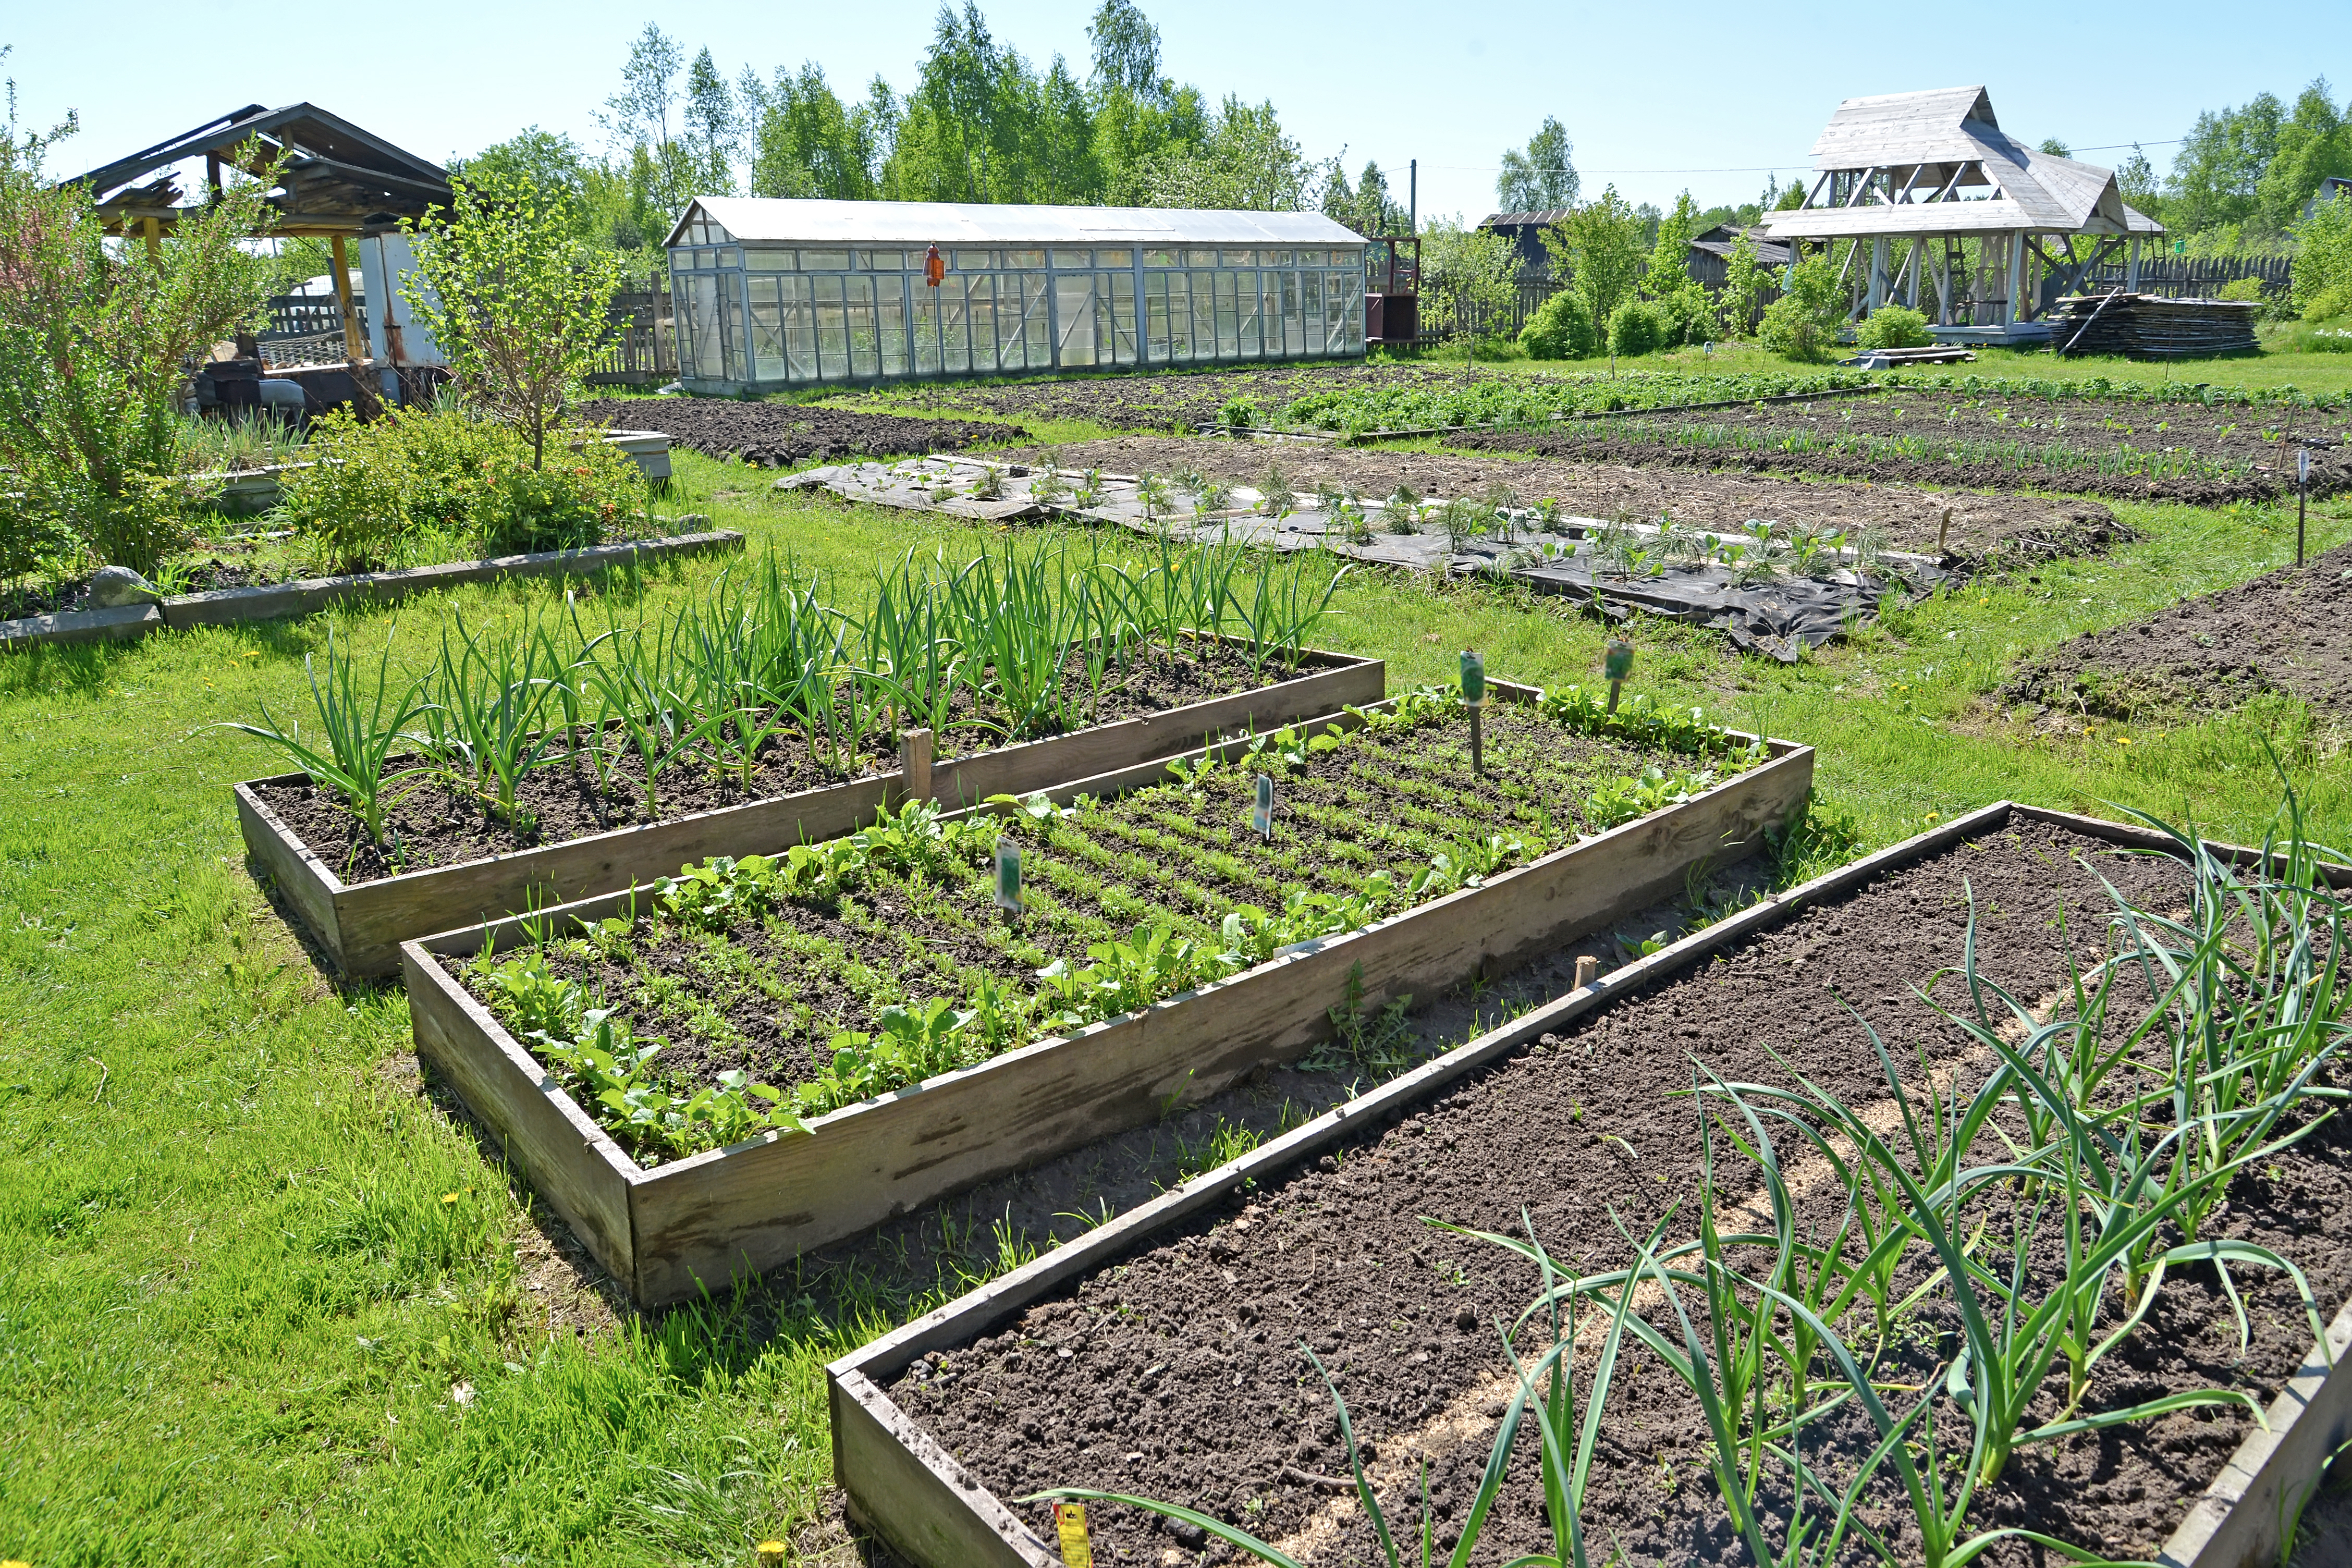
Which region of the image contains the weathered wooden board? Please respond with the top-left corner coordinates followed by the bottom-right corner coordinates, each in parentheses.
top-left (163, 530), bottom-right (743, 630)
top-left (404, 944), bottom-right (637, 1283)
top-left (824, 800), bottom-right (2352, 1568)
top-left (244, 646), bottom-right (1380, 977)
top-left (832, 1370), bottom-right (1051, 1568)
top-left (403, 707), bottom-right (1810, 1304)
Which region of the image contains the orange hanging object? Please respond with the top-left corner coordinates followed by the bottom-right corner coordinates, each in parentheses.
top-left (925, 244), bottom-right (945, 288)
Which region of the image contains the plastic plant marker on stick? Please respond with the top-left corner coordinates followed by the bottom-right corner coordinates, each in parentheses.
top-left (995, 836), bottom-right (1022, 914)
top-left (1253, 773), bottom-right (1274, 840)
top-left (1460, 648), bottom-right (1487, 777)
top-left (1052, 1502), bottom-right (1095, 1568)
top-left (1604, 638), bottom-right (1634, 715)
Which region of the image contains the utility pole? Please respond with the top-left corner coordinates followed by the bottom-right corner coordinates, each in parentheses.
top-left (1408, 159), bottom-right (1417, 234)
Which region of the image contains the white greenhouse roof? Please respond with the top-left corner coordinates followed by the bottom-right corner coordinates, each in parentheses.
top-left (1762, 86), bottom-right (2163, 239)
top-left (667, 198), bottom-right (1366, 251)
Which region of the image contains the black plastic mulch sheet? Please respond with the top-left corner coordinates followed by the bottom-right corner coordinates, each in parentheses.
top-left (786, 458), bottom-right (1942, 660)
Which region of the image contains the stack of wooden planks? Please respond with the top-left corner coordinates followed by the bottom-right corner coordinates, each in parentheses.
top-left (2051, 292), bottom-right (2260, 359)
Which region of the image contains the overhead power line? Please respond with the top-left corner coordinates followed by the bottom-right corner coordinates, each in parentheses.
top-left (1422, 138), bottom-right (2185, 178)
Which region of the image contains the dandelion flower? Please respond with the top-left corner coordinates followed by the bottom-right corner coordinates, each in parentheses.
top-left (2115, 737), bottom-right (2132, 746)
top-left (756, 1543), bottom-right (787, 1566)
top-left (1925, 812), bottom-right (1941, 823)
top-left (442, 1192), bottom-right (460, 1205)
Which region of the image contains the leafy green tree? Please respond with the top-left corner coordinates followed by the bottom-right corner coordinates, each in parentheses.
top-left (600, 24), bottom-right (691, 218)
top-left (1714, 231), bottom-right (1768, 339)
top-left (1541, 186), bottom-right (1644, 347)
top-left (1087, 0), bottom-right (1165, 100)
top-left (1496, 117), bottom-right (1577, 212)
top-left (2290, 186), bottom-right (2352, 321)
top-left (1324, 158), bottom-right (1402, 234)
top-left (0, 66), bottom-right (276, 575)
top-left (1416, 217), bottom-right (1518, 344)
top-left (681, 46), bottom-right (739, 196)
top-left (2168, 91), bottom-right (2287, 233)
top-left (400, 169), bottom-right (625, 472)
top-left (2257, 80), bottom-right (2352, 232)
top-left (1758, 254), bottom-right (1844, 361)
top-left (1134, 96), bottom-right (1328, 210)
top-left (743, 64), bottom-right (886, 199)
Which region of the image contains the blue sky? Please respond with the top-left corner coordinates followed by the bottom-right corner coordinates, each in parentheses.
top-left (8, 1), bottom-right (2345, 222)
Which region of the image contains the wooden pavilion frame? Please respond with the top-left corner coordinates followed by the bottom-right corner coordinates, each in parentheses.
top-left (1760, 87), bottom-right (2163, 344)
top-left (61, 103), bottom-right (451, 368)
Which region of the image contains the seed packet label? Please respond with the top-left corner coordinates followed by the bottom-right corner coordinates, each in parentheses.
top-left (995, 838), bottom-right (1022, 910)
top-left (1459, 650), bottom-right (1487, 708)
top-left (1604, 639), bottom-right (1635, 683)
top-left (1253, 773), bottom-right (1275, 838)
top-left (1054, 1502), bottom-right (1095, 1567)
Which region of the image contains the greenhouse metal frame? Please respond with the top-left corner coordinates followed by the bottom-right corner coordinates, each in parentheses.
top-left (663, 198), bottom-right (1368, 390)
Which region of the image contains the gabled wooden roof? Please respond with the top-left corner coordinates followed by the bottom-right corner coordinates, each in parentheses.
top-left (61, 103), bottom-right (450, 234)
top-left (1762, 86), bottom-right (2162, 239)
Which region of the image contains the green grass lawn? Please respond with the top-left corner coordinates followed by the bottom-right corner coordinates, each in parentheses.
top-left (3, 445), bottom-right (2347, 1565)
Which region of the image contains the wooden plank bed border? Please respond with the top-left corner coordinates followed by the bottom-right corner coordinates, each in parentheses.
top-left (246, 642), bottom-right (1382, 977)
top-left (401, 686), bottom-right (1811, 1307)
top-left (823, 801), bottom-right (2352, 1568)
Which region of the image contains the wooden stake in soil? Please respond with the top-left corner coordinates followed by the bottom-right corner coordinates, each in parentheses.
top-left (2298, 447), bottom-right (2310, 569)
top-left (898, 727), bottom-right (934, 807)
top-left (1574, 954), bottom-right (1600, 989)
top-left (1460, 650), bottom-right (1487, 775)
top-left (1604, 638), bottom-right (1634, 715)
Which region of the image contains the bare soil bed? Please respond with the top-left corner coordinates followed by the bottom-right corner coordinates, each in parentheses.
top-left (2008, 540), bottom-right (2352, 726)
top-left (575, 398), bottom-right (1024, 468)
top-left (872, 364), bottom-right (1475, 434)
top-left (1450, 392), bottom-right (2352, 506)
top-left (255, 642), bottom-right (1291, 883)
top-left (1012, 435), bottom-right (2127, 568)
top-left (896, 812), bottom-right (2347, 1567)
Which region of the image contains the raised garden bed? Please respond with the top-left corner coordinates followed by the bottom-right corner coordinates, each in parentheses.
top-left (575, 398), bottom-right (1025, 468)
top-left (0, 529), bottom-right (743, 656)
top-left (830, 801), bottom-right (2352, 1568)
top-left (241, 639), bottom-right (1378, 978)
top-left (2008, 538), bottom-right (2352, 727)
top-left (399, 682), bottom-right (1812, 1305)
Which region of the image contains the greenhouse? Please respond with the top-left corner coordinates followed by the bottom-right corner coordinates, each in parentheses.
top-left (662, 198), bottom-right (1368, 390)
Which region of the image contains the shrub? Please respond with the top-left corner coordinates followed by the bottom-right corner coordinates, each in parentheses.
top-left (473, 426), bottom-right (641, 555)
top-left (278, 411), bottom-right (411, 573)
top-left (1218, 397), bottom-right (1261, 429)
top-left (2214, 276), bottom-right (2266, 303)
top-left (1606, 298), bottom-right (1671, 357)
top-left (2292, 193), bottom-right (2352, 322)
top-left (1760, 255), bottom-right (1846, 361)
top-left (1651, 279), bottom-right (1718, 347)
top-left (1856, 305), bottom-right (1933, 350)
top-left (1518, 290), bottom-right (1596, 360)
top-left (391, 406), bottom-right (529, 529)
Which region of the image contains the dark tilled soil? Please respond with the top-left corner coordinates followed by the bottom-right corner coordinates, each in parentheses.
top-left (257, 642), bottom-right (1296, 883)
top-left (1450, 393), bottom-right (2352, 507)
top-left (2009, 540), bottom-right (2352, 726)
top-left (1, 556), bottom-right (301, 619)
top-left (900, 814), bottom-right (2348, 1567)
top-left (898, 364), bottom-right (1482, 434)
top-left (576, 398), bottom-right (1025, 468)
top-left (1010, 435), bottom-right (2128, 567)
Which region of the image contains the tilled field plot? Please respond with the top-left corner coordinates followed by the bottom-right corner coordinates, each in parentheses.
top-left (2010, 540), bottom-right (2352, 725)
top-left (576, 399), bottom-right (1023, 467)
top-left (868, 364), bottom-right (1470, 433)
top-left (892, 812), bottom-right (2349, 1567)
top-left (1450, 391), bottom-right (2352, 506)
top-left (1011, 434), bottom-right (2127, 567)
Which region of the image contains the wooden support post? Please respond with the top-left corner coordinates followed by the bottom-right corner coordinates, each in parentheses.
top-left (2127, 235), bottom-right (2142, 292)
top-left (142, 215), bottom-right (162, 262)
top-left (330, 234), bottom-right (365, 365)
top-left (1868, 235), bottom-right (1887, 311)
top-left (898, 728), bottom-right (934, 806)
top-left (2006, 232), bottom-right (2027, 325)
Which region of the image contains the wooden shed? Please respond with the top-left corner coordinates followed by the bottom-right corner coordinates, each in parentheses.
top-left (1759, 86), bottom-right (2163, 344)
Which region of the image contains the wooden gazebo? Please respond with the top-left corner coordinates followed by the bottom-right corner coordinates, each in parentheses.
top-left (1760, 87), bottom-right (2163, 344)
top-left (61, 103), bottom-right (451, 368)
